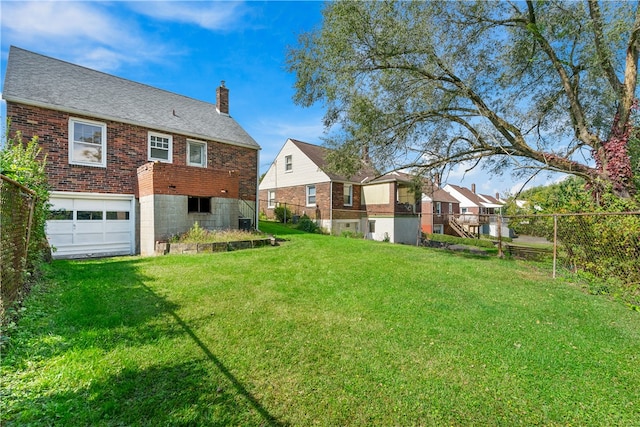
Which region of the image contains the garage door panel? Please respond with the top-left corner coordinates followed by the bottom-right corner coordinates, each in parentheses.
top-left (48, 234), bottom-right (74, 246)
top-left (47, 194), bottom-right (134, 259)
top-left (75, 199), bottom-right (104, 210)
top-left (105, 233), bottom-right (132, 243)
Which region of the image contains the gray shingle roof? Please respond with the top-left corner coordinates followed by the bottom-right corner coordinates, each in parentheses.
top-left (2, 46), bottom-right (259, 150)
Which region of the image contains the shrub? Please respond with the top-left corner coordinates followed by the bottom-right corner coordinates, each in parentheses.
top-left (274, 205), bottom-right (292, 223)
top-left (296, 216), bottom-right (319, 233)
top-left (0, 128), bottom-right (50, 267)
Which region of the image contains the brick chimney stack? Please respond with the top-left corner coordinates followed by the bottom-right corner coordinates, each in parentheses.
top-left (471, 183), bottom-right (476, 193)
top-left (216, 81), bottom-right (229, 115)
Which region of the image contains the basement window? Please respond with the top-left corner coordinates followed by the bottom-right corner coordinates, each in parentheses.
top-left (188, 197), bottom-right (211, 213)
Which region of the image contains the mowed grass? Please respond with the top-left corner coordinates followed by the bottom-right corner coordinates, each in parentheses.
top-left (2, 222), bottom-right (639, 426)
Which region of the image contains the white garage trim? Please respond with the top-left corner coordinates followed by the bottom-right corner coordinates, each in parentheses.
top-left (47, 191), bottom-right (136, 259)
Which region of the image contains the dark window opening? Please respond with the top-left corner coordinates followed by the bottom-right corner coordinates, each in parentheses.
top-left (49, 209), bottom-right (73, 220)
top-left (77, 211), bottom-right (103, 220)
top-left (188, 197), bottom-right (211, 213)
top-left (106, 211), bottom-right (130, 220)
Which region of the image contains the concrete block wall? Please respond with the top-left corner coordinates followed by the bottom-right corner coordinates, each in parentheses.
top-left (140, 194), bottom-right (242, 256)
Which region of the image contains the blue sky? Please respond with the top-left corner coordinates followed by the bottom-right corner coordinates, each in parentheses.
top-left (0, 0), bottom-right (562, 198)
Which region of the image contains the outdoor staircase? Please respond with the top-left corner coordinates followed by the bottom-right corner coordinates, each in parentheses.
top-left (449, 216), bottom-right (476, 239)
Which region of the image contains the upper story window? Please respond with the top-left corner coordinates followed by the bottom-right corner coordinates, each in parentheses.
top-left (187, 140), bottom-right (207, 167)
top-left (284, 155), bottom-right (293, 172)
top-left (343, 184), bottom-right (353, 206)
top-left (306, 185), bottom-right (316, 206)
top-left (267, 190), bottom-right (276, 208)
top-left (448, 203), bottom-right (453, 214)
top-left (435, 202), bottom-right (442, 215)
top-left (148, 132), bottom-right (172, 162)
top-left (69, 118), bottom-right (107, 167)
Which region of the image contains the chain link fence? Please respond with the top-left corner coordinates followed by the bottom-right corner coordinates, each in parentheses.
top-left (1, 174), bottom-right (37, 320)
top-left (504, 212), bottom-right (640, 304)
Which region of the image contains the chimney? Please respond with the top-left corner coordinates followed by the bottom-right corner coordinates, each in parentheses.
top-left (433, 172), bottom-right (440, 188)
top-left (471, 183), bottom-right (476, 193)
top-left (362, 143), bottom-right (370, 163)
top-left (496, 192), bottom-right (500, 200)
top-left (216, 81), bottom-right (229, 115)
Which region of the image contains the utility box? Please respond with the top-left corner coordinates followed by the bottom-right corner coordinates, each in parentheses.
top-left (239, 218), bottom-right (251, 231)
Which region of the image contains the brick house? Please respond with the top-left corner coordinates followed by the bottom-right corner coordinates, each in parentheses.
top-left (2, 46), bottom-right (260, 258)
top-left (421, 186), bottom-right (460, 235)
top-left (259, 139), bottom-right (421, 244)
top-left (442, 183), bottom-right (505, 237)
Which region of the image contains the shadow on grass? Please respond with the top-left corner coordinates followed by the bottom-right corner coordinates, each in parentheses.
top-left (15, 361), bottom-right (273, 426)
top-left (3, 257), bottom-right (285, 426)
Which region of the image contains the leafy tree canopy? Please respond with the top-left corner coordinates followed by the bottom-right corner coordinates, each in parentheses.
top-left (288, 0), bottom-right (640, 199)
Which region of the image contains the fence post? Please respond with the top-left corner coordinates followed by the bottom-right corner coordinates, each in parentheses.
top-left (497, 215), bottom-right (503, 258)
top-left (553, 214), bottom-right (557, 279)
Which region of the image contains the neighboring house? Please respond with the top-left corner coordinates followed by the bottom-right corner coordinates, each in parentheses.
top-left (363, 171), bottom-right (422, 244)
top-left (258, 139), bottom-right (421, 244)
top-left (2, 46), bottom-right (260, 258)
top-left (421, 187), bottom-right (460, 235)
top-left (442, 183), bottom-right (506, 237)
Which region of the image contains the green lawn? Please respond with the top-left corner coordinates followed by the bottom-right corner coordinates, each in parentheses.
top-left (2, 222), bottom-right (639, 426)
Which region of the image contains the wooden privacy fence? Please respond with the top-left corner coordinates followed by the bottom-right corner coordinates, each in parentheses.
top-left (0, 174), bottom-right (37, 320)
top-left (503, 212), bottom-right (640, 286)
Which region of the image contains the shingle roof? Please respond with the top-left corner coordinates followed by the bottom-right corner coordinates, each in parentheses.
top-left (289, 139), bottom-right (377, 183)
top-left (2, 46), bottom-right (259, 150)
top-left (432, 188), bottom-right (459, 203)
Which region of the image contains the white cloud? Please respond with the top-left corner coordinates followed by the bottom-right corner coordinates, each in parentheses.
top-left (126, 1), bottom-right (250, 31)
top-left (1, 1), bottom-right (173, 72)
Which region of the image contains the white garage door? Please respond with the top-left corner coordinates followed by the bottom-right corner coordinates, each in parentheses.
top-left (46, 193), bottom-right (135, 259)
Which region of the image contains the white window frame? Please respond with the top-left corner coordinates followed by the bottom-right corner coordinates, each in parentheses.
top-left (448, 203), bottom-right (453, 214)
top-left (187, 140), bottom-right (207, 167)
top-left (343, 184), bottom-right (353, 206)
top-left (306, 185), bottom-right (316, 206)
top-left (267, 190), bottom-right (276, 208)
top-left (148, 132), bottom-right (173, 163)
top-left (435, 202), bottom-right (442, 215)
top-left (284, 155), bottom-right (293, 172)
top-left (433, 224), bottom-right (444, 234)
top-left (68, 117), bottom-right (107, 167)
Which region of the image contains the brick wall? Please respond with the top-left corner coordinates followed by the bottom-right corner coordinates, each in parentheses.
top-left (137, 162), bottom-right (240, 198)
top-left (6, 103), bottom-right (258, 199)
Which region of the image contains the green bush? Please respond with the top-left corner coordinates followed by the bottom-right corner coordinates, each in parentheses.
top-left (425, 233), bottom-right (496, 249)
top-left (296, 216), bottom-right (319, 233)
top-left (274, 205), bottom-right (292, 223)
top-left (0, 128), bottom-right (50, 267)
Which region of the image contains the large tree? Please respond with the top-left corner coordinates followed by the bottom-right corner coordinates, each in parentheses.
top-left (288, 1), bottom-right (640, 198)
